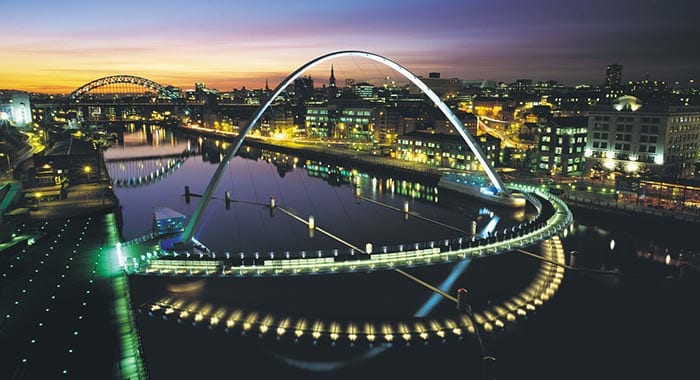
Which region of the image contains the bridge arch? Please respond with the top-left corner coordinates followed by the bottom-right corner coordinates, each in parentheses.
top-left (65, 75), bottom-right (179, 101)
top-left (180, 50), bottom-right (509, 244)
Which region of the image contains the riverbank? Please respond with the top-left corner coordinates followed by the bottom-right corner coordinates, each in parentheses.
top-left (24, 182), bottom-right (118, 221)
top-left (173, 124), bottom-right (444, 179)
top-left (562, 193), bottom-right (700, 224)
top-left (1, 126), bottom-right (120, 224)
top-left (171, 124), bottom-right (700, 223)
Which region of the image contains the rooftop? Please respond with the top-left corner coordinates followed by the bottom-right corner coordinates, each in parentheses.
top-left (43, 137), bottom-right (97, 156)
top-left (154, 206), bottom-right (186, 220)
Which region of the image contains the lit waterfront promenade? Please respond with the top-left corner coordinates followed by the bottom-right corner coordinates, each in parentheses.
top-left (0, 214), bottom-right (146, 379)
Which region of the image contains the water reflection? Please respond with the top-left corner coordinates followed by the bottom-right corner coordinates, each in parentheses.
top-left (104, 124), bottom-right (696, 272)
top-left (563, 218), bottom-right (697, 277)
top-left (106, 127), bottom-right (532, 255)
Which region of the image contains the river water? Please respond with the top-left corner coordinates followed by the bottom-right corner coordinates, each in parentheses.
top-left (105, 124), bottom-right (534, 254)
top-left (105, 124), bottom-right (699, 380)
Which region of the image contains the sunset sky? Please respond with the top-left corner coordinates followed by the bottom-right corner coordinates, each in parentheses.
top-left (3, 0), bottom-right (699, 93)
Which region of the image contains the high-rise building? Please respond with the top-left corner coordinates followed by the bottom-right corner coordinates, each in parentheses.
top-left (352, 82), bottom-right (374, 100)
top-left (305, 103), bottom-right (377, 142)
top-left (338, 107), bottom-right (376, 142)
top-left (606, 64), bottom-right (623, 87)
top-left (537, 116), bottom-right (588, 176)
top-left (305, 104), bottom-right (334, 139)
top-left (585, 95), bottom-right (700, 179)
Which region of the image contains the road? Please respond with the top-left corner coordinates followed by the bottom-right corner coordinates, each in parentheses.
top-left (478, 117), bottom-right (531, 150)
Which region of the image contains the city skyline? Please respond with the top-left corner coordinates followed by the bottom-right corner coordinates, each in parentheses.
top-left (2, 2), bottom-right (700, 377)
top-left (3, 0), bottom-right (699, 93)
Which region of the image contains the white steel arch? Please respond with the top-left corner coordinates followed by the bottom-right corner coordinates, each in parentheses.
top-left (179, 50), bottom-right (509, 244)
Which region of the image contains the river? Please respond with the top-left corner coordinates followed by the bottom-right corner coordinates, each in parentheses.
top-left (105, 123), bottom-right (698, 380)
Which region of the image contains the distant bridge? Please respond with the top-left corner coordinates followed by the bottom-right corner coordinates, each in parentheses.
top-left (51, 75), bottom-right (201, 124)
top-left (65, 75), bottom-right (180, 102)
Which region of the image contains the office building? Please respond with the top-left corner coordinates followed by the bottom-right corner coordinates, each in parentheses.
top-left (397, 131), bottom-right (500, 171)
top-left (537, 116), bottom-right (588, 176)
top-left (606, 64), bottom-right (623, 87)
top-left (585, 95), bottom-right (700, 179)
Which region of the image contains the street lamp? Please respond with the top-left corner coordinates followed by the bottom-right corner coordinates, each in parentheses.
top-left (457, 288), bottom-right (496, 380)
top-left (83, 165), bottom-right (92, 183)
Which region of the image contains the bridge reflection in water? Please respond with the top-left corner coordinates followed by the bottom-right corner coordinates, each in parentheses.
top-left (106, 149), bottom-right (194, 188)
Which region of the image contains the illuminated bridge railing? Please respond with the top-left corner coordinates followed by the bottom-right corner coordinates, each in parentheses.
top-left (139, 236), bottom-right (566, 343)
top-left (147, 259), bottom-right (220, 275)
top-left (125, 187), bottom-right (572, 277)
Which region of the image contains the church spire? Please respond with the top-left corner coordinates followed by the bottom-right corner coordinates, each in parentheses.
top-left (265, 78), bottom-right (270, 91)
top-left (329, 64), bottom-right (336, 88)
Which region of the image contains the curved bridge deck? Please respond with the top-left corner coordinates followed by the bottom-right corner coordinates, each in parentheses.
top-left (126, 186), bottom-right (571, 277)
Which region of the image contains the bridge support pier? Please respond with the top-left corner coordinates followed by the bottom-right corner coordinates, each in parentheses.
top-left (225, 191), bottom-right (231, 209)
top-left (185, 185), bottom-right (191, 204)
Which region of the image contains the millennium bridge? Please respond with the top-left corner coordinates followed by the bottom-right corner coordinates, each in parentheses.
top-left (109, 51), bottom-right (573, 346)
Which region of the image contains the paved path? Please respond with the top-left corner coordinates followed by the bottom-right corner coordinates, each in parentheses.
top-left (0, 213), bottom-right (146, 379)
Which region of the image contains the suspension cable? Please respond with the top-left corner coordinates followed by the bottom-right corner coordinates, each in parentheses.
top-left (244, 157), bottom-right (267, 235)
top-left (296, 162), bottom-right (320, 221)
top-left (274, 205), bottom-right (457, 304)
top-left (267, 155), bottom-right (303, 250)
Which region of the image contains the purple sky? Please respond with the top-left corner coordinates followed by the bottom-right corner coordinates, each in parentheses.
top-left (3, 0), bottom-right (698, 92)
